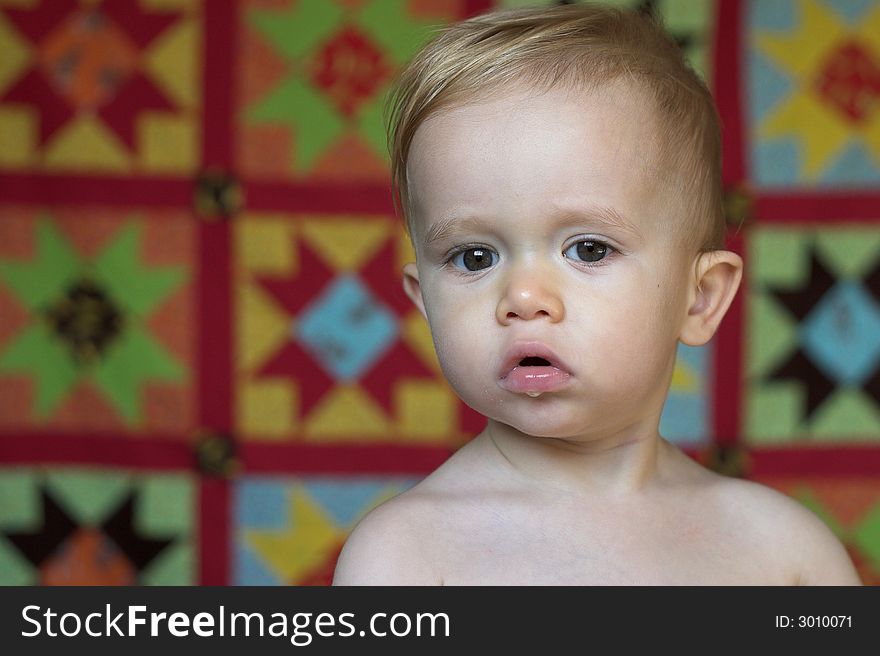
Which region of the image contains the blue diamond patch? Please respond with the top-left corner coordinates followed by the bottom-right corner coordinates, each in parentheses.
top-left (297, 275), bottom-right (398, 381)
top-left (800, 281), bottom-right (880, 385)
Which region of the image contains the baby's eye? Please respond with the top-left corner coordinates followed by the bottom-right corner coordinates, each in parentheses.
top-left (563, 240), bottom-right (613, 264)
top-left (449, 247), bottom-right (497, 273)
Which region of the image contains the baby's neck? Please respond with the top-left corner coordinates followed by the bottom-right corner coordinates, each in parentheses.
top-left (481, 418), bottom-right (672, 500)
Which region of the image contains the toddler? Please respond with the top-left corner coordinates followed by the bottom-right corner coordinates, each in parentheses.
top-left (332, 3), bottom-right (861, 585)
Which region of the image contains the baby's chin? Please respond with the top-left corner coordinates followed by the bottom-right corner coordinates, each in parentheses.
top-left (476, 399), bottom-right (590, 439)
top-left (449, 380), bottom-right (600, 438)
top-left (497, 418), bottom-right (589, 440)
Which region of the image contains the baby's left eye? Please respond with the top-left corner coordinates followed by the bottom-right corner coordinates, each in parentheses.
top-left (563, 240), bottom-right (613, 264)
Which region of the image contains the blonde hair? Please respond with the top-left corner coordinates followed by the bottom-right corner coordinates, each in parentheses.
top-left (384, 2), bottom-right (725, 255)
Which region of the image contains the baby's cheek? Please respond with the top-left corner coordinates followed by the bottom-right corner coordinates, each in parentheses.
top-left (625, 278), bottom-right (682, 337)
top-left (427, 317), bottom-right (470, 376)
top-left (594, 300), bottom-right (675, 383)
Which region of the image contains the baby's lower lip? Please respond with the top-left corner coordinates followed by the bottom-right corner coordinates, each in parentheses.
top-left (499, 366), bottom-right (572, 394)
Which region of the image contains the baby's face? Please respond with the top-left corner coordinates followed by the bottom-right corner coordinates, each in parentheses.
top-left (403, 82), bottom-right (699, 439)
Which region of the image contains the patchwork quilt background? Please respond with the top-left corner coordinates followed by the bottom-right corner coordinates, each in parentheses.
top-left (1, 0), bottom-right (878, 585)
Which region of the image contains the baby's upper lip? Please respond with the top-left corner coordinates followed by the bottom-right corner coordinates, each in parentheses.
top-left (497, 341), bottom-right (573, 379)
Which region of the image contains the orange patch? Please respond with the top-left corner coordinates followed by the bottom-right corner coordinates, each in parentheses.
top-left (51, 380), bottom-right (126, 431)
top-left (241, 124), bottom-right (293, 177)
top-left (311, 132), bottom-right (388, 181)
top-left (803, 477), bottom-right (880, 528)
top-left (41, 529), bottom-right (136, 585)
top-left (0, 209), bottom-right (39, 260)
top-left (53, 208), bottom-right (125, 259)
top-left (143, 382), bottom-right (194, 435)
top-left (39, 9), bottom-right (139, 111)
top-left (141, 212), bottom-right (193, 267)
top-left (0, 284), bottom-right (30, 348)
top-left (145, 282), bottom-right (194, 364)
top-left (241, 23), bottom-right (292, 107)
top-left (0, 376), bottom-right (34, 427)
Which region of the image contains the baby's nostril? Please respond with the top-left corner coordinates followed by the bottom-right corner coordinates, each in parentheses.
top-left (520, 356), bottom-right (551, 366)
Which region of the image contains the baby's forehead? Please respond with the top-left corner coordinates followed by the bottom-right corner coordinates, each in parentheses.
top-left (407, 82), bottom-right (677, 235)
top-left (410, 82), bottom-right (667, 184)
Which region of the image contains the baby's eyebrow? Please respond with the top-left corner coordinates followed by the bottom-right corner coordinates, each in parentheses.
top-left (423, 205), bottom-right (640, 247)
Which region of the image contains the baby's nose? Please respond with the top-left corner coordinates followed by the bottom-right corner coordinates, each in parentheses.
top-left (496, 280), bottom-right (564, 324)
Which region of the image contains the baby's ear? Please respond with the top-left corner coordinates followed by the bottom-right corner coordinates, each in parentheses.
top-left (402, 262), bottom-right (428, 321)
top-left (679, 250), bottom-right (743, 347)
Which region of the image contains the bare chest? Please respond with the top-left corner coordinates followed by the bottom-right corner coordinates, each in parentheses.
top-left (429, 504), bottom-right (788, 585)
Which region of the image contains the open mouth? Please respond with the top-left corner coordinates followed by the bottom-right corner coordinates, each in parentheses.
top-left (519, 356), bottom-right (552, 367)
top-left (501, 354), bottom-right (571, 394)
top-left (496, 341), bottom-right (573, 394)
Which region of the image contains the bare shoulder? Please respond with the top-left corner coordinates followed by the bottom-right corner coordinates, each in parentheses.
top-left (332, 441), bottom-right (488, 585)
top-left (332, 486), bottom-right (441, 586)
top-left (711, 474), bottom-right (862, 586)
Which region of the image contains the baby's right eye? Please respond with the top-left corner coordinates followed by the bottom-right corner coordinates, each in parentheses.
top-left (448, 247), bottom-right (497, 273)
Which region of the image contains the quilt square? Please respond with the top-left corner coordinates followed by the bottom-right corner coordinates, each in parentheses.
top-left (0, 206), bottom-right (197, 435)
top-left (235, 212), bottom-right (478, 445)
top-left (233, 473), bottom-right (418, 585)
top-left (0, 466), bottom-right (196, 585)
top-left (745, 0), bottom-right (880, 188)
top-left (744, 223), bottom-right (880, 443)
top-left (0, 0), bottom-right (202, 175)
